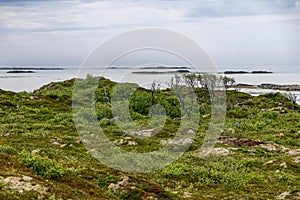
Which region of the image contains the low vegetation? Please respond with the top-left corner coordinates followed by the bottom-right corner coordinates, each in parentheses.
top-left (0, 74), bottom-right (299, 199)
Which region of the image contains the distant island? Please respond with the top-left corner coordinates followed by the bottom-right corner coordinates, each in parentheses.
top-left (7, 70), bottom-right (35, 74)
top-left (0, 67), bottom-right (63, 70)
top-left (132, 70), bottom-right (190, 74)
top-left (252, 71), bottom-right (273, 74)
top-left (140, 66), bottom-right (190, 70)
top-left (224, 71), bottom-right (273, 74)
top-left (224, 71), bottom-right (248, 74)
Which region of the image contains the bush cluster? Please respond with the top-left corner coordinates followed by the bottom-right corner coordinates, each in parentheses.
top-left (19, 151), bottom-right (65, 180)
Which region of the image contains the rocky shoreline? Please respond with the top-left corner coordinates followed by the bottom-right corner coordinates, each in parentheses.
top-left (233, 83), bottom-right (300, 91)
top-left (260, 84), bottom-right (300, 91)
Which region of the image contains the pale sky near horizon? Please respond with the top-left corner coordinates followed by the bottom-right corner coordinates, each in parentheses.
top-left (0, 0), bottom-right (300, 67)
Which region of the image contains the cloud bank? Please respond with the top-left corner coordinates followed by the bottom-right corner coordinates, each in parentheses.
top-left (0, 0), bottom-right (299, 67)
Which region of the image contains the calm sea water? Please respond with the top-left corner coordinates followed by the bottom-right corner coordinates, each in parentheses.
top-left (0, 65), bottom-right (299, 103)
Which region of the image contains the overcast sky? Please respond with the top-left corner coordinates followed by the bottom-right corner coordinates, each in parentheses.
top-left (0, 0), bottom-right (300, 67)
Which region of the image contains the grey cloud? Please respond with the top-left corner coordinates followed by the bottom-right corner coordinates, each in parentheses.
top-left (0, 0), bottom-right (299, 66)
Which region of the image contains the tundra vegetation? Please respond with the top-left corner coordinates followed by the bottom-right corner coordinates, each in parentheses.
top-left (0, 74), bottom-right (299, 199)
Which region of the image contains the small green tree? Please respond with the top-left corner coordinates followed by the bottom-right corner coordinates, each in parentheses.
top-left (283, 92), bottom-right (297, 110)
top-left (149, 81), bottom-right (161, 117)
top-left (197, 74), bottom-right (205, 88)
top-left (222, 76), bottom-right (236, 91)
top-left (183, 73), bottom-right (197, 89)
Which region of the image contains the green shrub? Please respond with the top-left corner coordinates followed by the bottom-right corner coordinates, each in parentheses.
top-left (129, 111), bottom-right (147, 121)
top-left (23, 132), bottom-right (37, 139)
top-left (158, 95), bottom-right (181, 119)
top-left (262, 111), bottom-right (279, 119)
top-left (120, 188), bottom-right (144, 200)
top-left (99, 118), bottom-right (115, 127)
top-left (162, 163), bottom-right (191, 179)
top-left (192, 157), bottom-right (252, 189)
top-left (129, 90), bottom-right (151, 115)
top-left (19, 151), bottom-right (65, 180)
top-left (261, 92), bottom-right (287, 102)
top-left (0, 144), bottom-right (16, 155)
top-left (98, 174), bottom-right (119, 188)
top-left (227, 107), bottom-right (251, 118)
top-left (95, 103), bottom-right (113, 119)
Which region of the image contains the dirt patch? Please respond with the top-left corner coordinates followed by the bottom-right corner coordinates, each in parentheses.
top-left (219, 136), bottom-right (300, 157)
top-left (219, 136), bottom-right (265, 147)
